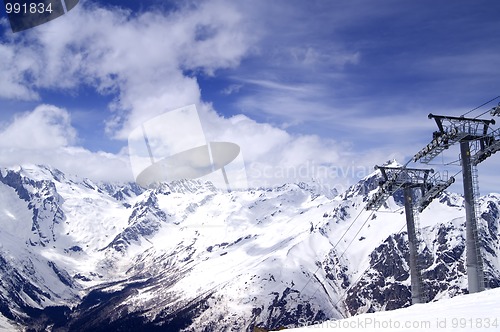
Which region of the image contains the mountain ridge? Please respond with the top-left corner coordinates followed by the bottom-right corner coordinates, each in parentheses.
top-left (0, 163), bottom-right (498, 331)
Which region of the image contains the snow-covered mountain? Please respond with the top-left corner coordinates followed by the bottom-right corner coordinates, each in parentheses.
top-left (0, 163), bottom-right (498, 331)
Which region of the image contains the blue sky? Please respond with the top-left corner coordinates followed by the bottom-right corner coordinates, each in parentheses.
top-left (0, 0), bottom-right (500, 193)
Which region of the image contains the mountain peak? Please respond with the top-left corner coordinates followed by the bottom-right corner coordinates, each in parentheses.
top-left (381, 159), bottom-right (402, 167)
top-left (1, 163), bottom-right (69, 183)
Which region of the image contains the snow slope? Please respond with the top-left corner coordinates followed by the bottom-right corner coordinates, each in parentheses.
top-left (0, 163), bottom-right (498, 331)
top-left (288, 287), bottom-right (500, 331)
top-left (0, 313), bottom-right (19, 332)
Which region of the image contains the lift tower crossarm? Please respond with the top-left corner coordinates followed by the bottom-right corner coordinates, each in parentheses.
top-left (366, 166), bottom-right (454, 212)
top-left (429, 113), bottom-right (495, 127)
top-left (429, 113), bottom-right (494, 140)
top-left (377, 166), bottom-right (432, 186)
top-left (413, 114), bottom-right (496, 164)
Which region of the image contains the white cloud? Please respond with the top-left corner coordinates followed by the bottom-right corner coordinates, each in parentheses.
top-left (0, 1), bottom-right (417, 190)
top-left (238, 79), bottom-right (313, 93)
top-left (0, 103), bottom-right (376, 190)
top-left (0, 43), bottom-right (40, 100)
top-left (0, 104), bottom-right (378, 190)
top-left (0, 105), bottom-right (76, 149)
top-left (195, 105), bottom-right (380, 191)
top-left (2, 1), bottom-right (369, 188)
top-left (288, 46), bottom-right (361, 68)
top-left (220, 84), bottom-right (243, 95)
top-left (0, 0), bottom-right (255, 138)
top-left (0, 105), bottom-right (132, 182)
top-left (0, 146), bottom-right (133, 183)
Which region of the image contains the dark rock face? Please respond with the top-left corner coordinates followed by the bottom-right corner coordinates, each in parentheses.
top-left (250, 287), bottom-right (328, 331)
top-left (106, 192), bottom-right (167, 252)
top-left (1, 168), bottom-right (66, 246)
top-left (0, 168), bottom-right (81, 326)
top-left (344, 233), bottom-right (412, 315)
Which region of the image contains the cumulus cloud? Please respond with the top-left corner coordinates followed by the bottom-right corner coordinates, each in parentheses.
top-left (0, 105), bottom-right (76, 149)
top-left (0, 105), bottom-right (132, 182)
top-left (0, 1), bottom-right (396, 190)
top-left (0, 0), bottom-right (254, 138)
top-left (0, 44), bottom-right (40, 100)
top-left (195, 105), bottom-right (375, 191)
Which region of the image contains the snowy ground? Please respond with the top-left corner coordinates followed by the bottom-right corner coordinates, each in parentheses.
top-left (287, 287), bottom-right (500, 331)
top-left (0, 314), bottom-right (19, 332)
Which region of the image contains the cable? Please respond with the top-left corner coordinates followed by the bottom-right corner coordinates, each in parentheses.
top-left (302, 106), bottom-right (485, 322)
top-left (451, 169), bottom-right (462, 179)
top-left (307, 98), bottom-right (494, 323)
top-left (308, 208), bottom-right (376, 302)
top-left (300, 170), bottom-right (405, 297)
top-left (461, 95), bottom-right (500, 118)
top-left (337, 210), bottom-right (375, 261)
top-left (310, 166), bottom-right (460, 320)
top-left (308, 208), bottom-right (376, 297)
top-left (331, 208), bottom-right (370, 252)
top-left (473, 98), bottom-right (500, 120)
top-left (328, 222), bottom-right (407, 318)
top-left (304, 208), bottom-right (377, 316)
top-left (298, 206), bottom-right (368, 294)
top-left (443, 159), bottom-right (462, 166)
top-left (376, 207), bottom-right (405, 214)
top-left (304, 183), bottom-right (404, 308)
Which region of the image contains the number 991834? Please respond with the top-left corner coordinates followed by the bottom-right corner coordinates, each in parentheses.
top-left (6, 2), bottom-right (54, 14)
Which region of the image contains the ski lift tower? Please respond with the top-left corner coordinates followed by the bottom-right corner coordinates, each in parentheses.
top-left (366, 166), bottom-right (455, 304)
top-left (413, 114), bottom-right (497, 293)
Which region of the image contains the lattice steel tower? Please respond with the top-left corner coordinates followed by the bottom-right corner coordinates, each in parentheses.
top-left (366, 165), bottom-right (454, 304)
top-left (413, 114), bottom-right (498, 293)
